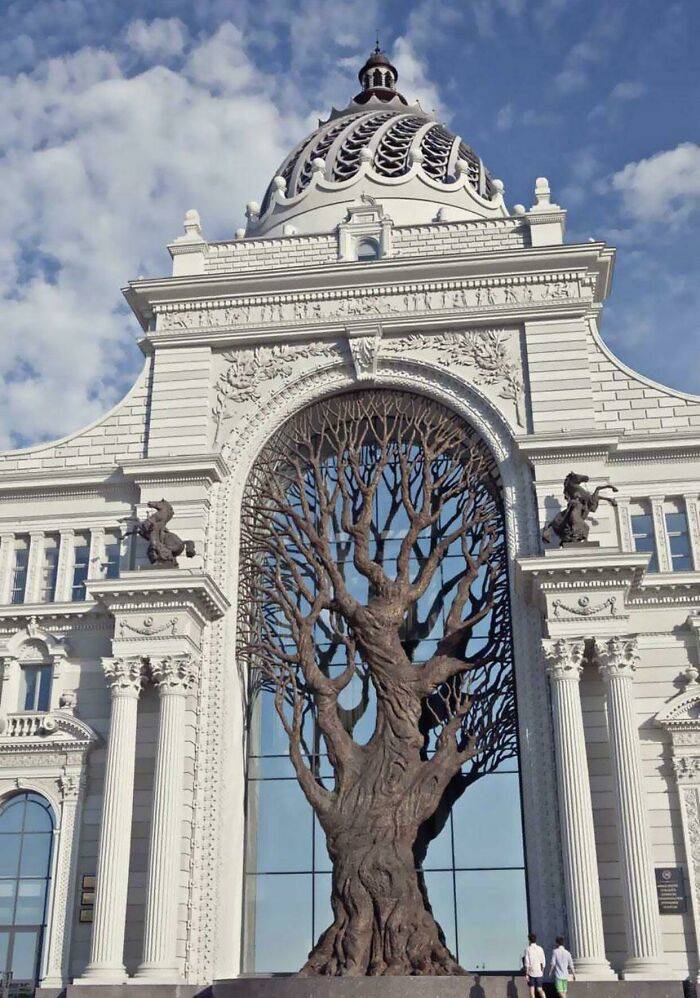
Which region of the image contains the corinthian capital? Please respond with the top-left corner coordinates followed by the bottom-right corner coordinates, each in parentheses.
top-left (543, 638), bottom-right (585, 681)
top-left (596, 636), bottom-right (639, 681)
top-left (103, 656), bottom-right (148, 696)
top-left (151, 655), bottom-right (199, 694)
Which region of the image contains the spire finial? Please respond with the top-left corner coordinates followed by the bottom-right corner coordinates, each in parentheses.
top-left (375, 32), bottom-right (381, 54)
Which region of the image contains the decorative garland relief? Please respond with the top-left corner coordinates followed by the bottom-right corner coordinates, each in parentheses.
top-left (212, 328), bottom-right (524, 442)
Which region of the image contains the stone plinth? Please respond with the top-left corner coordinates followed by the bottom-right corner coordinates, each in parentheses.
top-left (58, 978), bottom-right (692, 998)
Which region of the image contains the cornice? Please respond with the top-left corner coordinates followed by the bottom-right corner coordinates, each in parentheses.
top-left (123, 241), bottom-right (614, 329)
top-left (121, 453), bottom-right (230, 486)
top-left (87, 569), bottom-right (230, 622)
top-left (518, 431), bottom-right (700, 465)
top-left (517, 548), bottom-right (650, 600)
top-left (0, 465), bottom-right (131, 497)
top-left (0, 602), bottom-right (109, 630)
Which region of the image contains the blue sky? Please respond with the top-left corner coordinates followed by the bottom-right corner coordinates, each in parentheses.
top-left (0, 0), bottom-right (698, 449)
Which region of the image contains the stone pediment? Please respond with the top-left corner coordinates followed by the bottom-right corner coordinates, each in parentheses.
top-left (656, 688), bottom-right (700, 731)
top-left (0, 710), bottom-right (98, 751)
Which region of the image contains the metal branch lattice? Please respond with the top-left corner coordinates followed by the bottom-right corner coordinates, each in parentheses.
top-left (238, 390), bottom-right (517, 976)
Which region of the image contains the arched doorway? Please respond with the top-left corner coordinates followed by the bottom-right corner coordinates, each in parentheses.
top-left (0, 793), bottom-right (54, 995)
top-left (238, 389), bottom-right (527, 975)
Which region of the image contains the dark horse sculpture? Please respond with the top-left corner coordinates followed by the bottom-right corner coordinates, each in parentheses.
top-left (542, 472), bottom-right (618, 546)
top-left (122, 499), bottom-right (195, 567)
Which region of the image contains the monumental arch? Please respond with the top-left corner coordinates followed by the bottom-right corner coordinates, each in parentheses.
top-left (0, 44), bottom-right (699, 994)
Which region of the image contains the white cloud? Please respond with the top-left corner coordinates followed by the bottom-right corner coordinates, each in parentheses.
top-left (554, 10), bottom-right (625, 94)
top-left (610, 142), bottom-right (700, 226)
top-left (609, 80), bottom-right (646, 101)
top-left (125, 18), bottom-right (188, 62)
top-left (0, 25), bottom-right (304, 448)
top-left (471, 0), bottom-right (525, 38)
top-left (391, 36), bottom-right (447, 119)
top-left (495, 103), bottom-right (515, 131)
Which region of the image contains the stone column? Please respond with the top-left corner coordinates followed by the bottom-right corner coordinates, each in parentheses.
top-left (25, 531), bottom-right (45, 604)
top-left (134, 655), bottom-right (198, 981)
top-left (616, 497), bottom-right (633, 553)
top-left (0, 532), bottom-right (15, 604)
top-left (597, 637), bottom-right (671, 979)
top-left (650, 496), bottom-right (672, 573)
top-left (682, 494), bottom-right (700, 571)
top-left (543, 639), bottom-right (615, 980)
top-left (88, 527), bottom-right (106, 580)
top-left (41, 774), bottom-right (85, 987)
top-left (77, 657), bottom-right (146, 983)
top-left (54, 529), bottom-right (76, 603)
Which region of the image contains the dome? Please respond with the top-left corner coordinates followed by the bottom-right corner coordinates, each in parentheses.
top-left (245, 48), bottom-right (508, 238)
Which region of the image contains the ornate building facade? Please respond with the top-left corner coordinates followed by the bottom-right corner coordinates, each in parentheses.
top-left (0, 48), bottom-right (699, 993)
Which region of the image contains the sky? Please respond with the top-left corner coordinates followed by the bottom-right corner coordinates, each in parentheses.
top-left (0, 0), bottom-right (698, 450)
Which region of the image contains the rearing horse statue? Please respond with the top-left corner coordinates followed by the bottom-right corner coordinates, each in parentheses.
top-left (542, 472), bottom-right (618, 546)
top-left (122, 499), bottom-right (195, 568)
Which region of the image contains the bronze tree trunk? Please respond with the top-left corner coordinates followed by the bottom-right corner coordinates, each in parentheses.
top-left (239, 391), bottom-right (516, 976)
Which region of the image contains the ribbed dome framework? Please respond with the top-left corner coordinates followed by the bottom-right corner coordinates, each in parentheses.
top-left (261, 108), bottom-right (493, 215)
top-left (246, 45), bottom-right (508, 237)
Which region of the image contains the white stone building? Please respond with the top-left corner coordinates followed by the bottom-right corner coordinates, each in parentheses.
top-left (0, 47), bottom-right (699, 993)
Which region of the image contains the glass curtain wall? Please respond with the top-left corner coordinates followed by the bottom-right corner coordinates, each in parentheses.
top-left (242, 401), bottom-right (526, 974)
top-left (0, 793), bottom-right (54, 993)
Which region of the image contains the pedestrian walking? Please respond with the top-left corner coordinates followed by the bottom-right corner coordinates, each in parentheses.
top-left (549, 936), bottom-right (576, 994)
top-left (522, 932), bottom-right (546, 998)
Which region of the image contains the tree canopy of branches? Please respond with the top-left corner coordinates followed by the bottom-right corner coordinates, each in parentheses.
top-left (239, 391), bottom-right (517, 976)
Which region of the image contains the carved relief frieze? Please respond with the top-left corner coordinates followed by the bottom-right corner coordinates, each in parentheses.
top-left (117, 615), bottom-right (178, 638)
top-left (675, 756), bottom-right (700, 784)
top-left (157, 272), bottom-right (591, 333)
top-left (552, 595), bottom-right (618, 618)
top-left (213, 341), bottom-right (340, 442)
top-left (383, 328), bottom-right (524, 426)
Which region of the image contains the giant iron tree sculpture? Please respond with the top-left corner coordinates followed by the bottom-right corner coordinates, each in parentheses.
top-left (239, 391), bottom-right (517, 976)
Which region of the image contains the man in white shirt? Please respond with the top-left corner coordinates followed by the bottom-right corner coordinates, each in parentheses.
top-left (522, 931), bottom-right (546, 998)
top-left (549, 935), bottom-right (576, 994)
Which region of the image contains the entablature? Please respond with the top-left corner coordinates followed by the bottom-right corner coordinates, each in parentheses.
top-left (124, 241), bottom-right (614, 336)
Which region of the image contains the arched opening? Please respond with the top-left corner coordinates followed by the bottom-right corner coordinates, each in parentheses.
top-left (238, 390), bottom-right (526, 975)
top-left (356, 238), bottom-right (380, 262)
top-left (0, 793), bottom-right (54, 990)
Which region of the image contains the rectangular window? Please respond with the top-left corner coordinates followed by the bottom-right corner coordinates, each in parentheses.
top-left (665, 502), bottom-right (693, 572)
top-left (71, 533), bottom-right (90, 602)
top-left (630, 507), bottom-right (658, 573)
top-left (103, 531), bottom-right (121, 580)
top-left (11, 537), bottom-right (30, 605)
top-left (38, 535), bottom-right (60, 603)
top-left (20, 665), bottom-right (52, 712)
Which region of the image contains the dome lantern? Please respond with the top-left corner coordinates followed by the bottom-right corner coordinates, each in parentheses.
top-left (353, 41), bottom-right (406, 106)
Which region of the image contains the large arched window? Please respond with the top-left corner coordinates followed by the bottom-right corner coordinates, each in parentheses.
top-left (240, 391), bottom-right (527, 975)
top-left (0, 793), bottom-right (54, 989)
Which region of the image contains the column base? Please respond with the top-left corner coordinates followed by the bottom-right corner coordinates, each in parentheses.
top-left (129, 965), bottom-right (182, 984)
top-left (621, 955), bottom-right (676, 980)
top-left (73, 965), bottom-right (128, 985)
top-left (571, 956), bottom-right (618, 980)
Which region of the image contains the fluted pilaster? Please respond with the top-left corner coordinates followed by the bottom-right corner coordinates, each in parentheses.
top-left (134, 655), bottom-right (198, 982)
top-left (598, 637), bottom-right (670, 979)
top-left (76, 657), bottom-right (146, 984)
top-left (544, 639), bottom-right (615, 980)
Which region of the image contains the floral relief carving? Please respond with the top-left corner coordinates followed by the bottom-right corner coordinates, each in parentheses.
top-left (213, 341), bottom-right (340, 441)
top-left (675, 756), bottom-right (700, 784)
top-left (383, 329), bottom-right (524, 426)
top-left (683, 787), bottom-right (700, 920)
